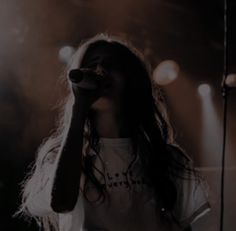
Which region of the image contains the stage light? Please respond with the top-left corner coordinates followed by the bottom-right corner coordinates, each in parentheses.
top-left (199, 82), bottom-right (221, 165)
top-left (198, 84), bottom-right (211, 97)
top-left (225, 73), bottom-right (236, 87)
top-left (201, 97), bottom-right (222, 166)
top-left (58, 46), bottom-right (75, 64)
top-left (153, 60), bottom-right (179, 85)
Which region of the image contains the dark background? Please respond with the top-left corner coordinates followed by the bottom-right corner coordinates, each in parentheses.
top-left (0, 0), bottom-right (235, 230)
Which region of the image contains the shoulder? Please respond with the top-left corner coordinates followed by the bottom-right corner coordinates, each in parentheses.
top-left (166, 144), bottom-right (194, 176)
top-left (167, 144), bottom-right (211, 228)
top-left (166, 143), bottom-right (192, 163)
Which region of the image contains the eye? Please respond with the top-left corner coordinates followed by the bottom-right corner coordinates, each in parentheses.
top-left (81, 56), bottom-right (101, 69)
top-left (82, 61), bottom-right (98, 69)
top-left (101, 57), bottom-right (124, 72)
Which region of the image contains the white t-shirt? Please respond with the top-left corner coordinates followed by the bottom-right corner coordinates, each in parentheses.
top-left (57, 138), bottom-right (210, 231)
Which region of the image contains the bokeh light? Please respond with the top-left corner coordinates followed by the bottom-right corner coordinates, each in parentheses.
top-left (58, 46), bottom-right (75, 64)
top-left (226, 74), bottom-right (236, 87)
top-left (153, 60), bottom-right (179, 85)
top-left (198, 83), bottom-right (211, 97)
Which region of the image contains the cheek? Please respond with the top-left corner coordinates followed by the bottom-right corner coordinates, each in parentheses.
top-left (90, 97), bottom-right (115, 112)
top-left (100, 73), bottom-right (127, 97)
top-left (112, 73), bottom-right (129, 93)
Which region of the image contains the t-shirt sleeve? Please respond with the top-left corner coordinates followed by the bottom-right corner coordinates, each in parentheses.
top-left (173, 173), bottom-right (211, 228)
top-left (168, 145), bottom-right (211, 228)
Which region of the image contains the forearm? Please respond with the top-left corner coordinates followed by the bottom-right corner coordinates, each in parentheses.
top-left (51, 102), bottom-right (87, 213)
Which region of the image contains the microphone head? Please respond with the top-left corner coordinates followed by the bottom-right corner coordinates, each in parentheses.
top-left (68, 69), bottom-right (84, 83)
top-left (68, 68), bottom-right (107, 90)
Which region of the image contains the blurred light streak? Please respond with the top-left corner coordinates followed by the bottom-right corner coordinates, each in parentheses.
top-left (199, 87), bottom-right (222, 166)
top-left (162, 73), bottom-right (204, 165)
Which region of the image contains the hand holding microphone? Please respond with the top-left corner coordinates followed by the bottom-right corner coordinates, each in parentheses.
top-left (69, 68), bottom-right (107, 90)
top-left (68, 67), bottom-right (111, 107)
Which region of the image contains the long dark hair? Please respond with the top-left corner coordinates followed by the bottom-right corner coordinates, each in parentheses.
top-left (78, 38), bottom-right (196, 214)
top-left (17, 33), bottom-right (197, 230)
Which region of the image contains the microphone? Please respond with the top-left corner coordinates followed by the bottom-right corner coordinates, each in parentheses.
top-left (68, 68), bottom-right (106, 90)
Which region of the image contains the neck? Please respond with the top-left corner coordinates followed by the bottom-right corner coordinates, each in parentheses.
top-left (92, 109), bottom-right (132, 138)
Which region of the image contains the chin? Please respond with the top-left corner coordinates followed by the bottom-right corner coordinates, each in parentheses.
top-left (91, 97), bottom-right (113, 111)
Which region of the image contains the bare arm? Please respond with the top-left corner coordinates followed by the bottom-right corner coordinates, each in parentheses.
top-left (23, 96), bottom-right (95, 216)
top-left (21, 101), bottom-right (86, 216)
top-left (50, 79), bottom-right (101, 213)
top-left (50, 100), bottom-right (87, 213)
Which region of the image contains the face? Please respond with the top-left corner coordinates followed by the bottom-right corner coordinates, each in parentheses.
top-left (80, 43), bottom-right (130, 111)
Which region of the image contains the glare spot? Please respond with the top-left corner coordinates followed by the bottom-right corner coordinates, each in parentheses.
top-left (226, 74), bottom-right (236, 87)
top-left (153, 60), bottom-right (179, 85)
top-left (59, 46), bottom-right (75, 64)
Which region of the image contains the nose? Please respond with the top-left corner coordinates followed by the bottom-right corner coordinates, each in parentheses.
top-left (95, 64), bottom-right (108, 77)
top-left (95, 64), bottom-right (112, 89)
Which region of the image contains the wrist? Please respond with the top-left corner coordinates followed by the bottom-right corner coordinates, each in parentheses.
top-left (72, 100), bottom-right (89, 120)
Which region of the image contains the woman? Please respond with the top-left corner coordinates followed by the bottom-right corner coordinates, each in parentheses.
top-left (17, 33), bottom-right (210, 231)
